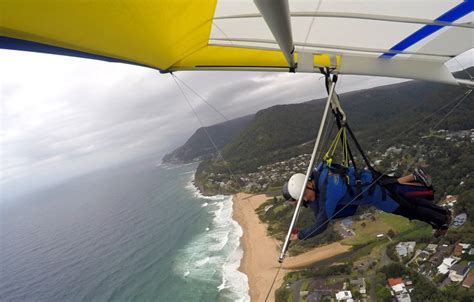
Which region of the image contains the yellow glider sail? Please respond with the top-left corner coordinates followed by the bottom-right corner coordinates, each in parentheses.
top-left (1, 0), bottom-right (472, 84)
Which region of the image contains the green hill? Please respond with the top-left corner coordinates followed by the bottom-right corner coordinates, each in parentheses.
top-left (198, 71), bottom-right (473, 176)
top-left (162, 114), bottom-right (254, 164)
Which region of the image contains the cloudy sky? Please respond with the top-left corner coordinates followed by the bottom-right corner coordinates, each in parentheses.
top-left (1, 49), bottom-right (472, 198)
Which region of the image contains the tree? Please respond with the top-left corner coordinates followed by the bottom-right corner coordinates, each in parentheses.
top-left (275, 287), bottom-right (291, 302)
top-left (375, 287), bottom-right (392, 302)
top-left (380, 263), bottom-right (407, 278)
top-left (387, 229), bottom-right (395, 238)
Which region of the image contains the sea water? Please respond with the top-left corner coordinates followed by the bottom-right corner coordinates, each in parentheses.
top-left (0, 160), bottom-right (249, 301)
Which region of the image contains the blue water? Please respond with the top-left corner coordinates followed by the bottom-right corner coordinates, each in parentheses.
top-left (0, 160), bottom-right (249, 301)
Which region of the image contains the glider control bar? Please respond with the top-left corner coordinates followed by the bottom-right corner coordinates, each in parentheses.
top-left (278, 76), bottom-right (338, 263)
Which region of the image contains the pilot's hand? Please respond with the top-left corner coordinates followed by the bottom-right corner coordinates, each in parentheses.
top-left (290, 228), bottom-right (299, 241)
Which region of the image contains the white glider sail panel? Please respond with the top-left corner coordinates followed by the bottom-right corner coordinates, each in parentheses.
top-left (212, 0), bottom-right (472, 56)
top-left (1, 0), bottom-right (472, 84)
top-left (210, 0), bottom-right (472, 83)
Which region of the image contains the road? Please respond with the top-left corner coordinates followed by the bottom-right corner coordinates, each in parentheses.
top-left (369, 244), bottom-right (393, 302)
top-left (292, 280), bottom-right (303, 302)
top-left (380, 245), bottom-right (394, 267)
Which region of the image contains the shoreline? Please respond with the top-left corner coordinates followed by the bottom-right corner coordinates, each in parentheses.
top-left (232, 193), bottom-right (351, 302)
top-left (184, 173), bottom-right (250, 300)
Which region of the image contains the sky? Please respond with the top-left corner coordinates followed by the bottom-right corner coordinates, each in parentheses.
top-left (1, 49), bottom-right (472, 199)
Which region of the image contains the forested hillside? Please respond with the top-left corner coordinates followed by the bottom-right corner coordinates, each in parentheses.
top-left (197, 69), bottom-right (473, 176)
top-left (162, 114), bottom-right (254, 164)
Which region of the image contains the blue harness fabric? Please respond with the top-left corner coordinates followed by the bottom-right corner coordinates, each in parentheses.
top-left (298, 163), bottom-right (401, 240)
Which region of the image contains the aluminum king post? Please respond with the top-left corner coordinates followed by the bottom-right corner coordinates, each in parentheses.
top-left (278, 78), bottom-right (337, 263)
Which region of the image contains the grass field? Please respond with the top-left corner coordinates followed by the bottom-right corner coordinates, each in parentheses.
top-left (342, 212), bottom-right (416, 245)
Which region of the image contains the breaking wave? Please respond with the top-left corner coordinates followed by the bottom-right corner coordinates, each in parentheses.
top-left (176, 178), bottom-right (250, 301)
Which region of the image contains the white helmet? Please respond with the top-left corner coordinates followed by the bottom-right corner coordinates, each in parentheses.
top-left (282, 173), bottom-right (307, 200)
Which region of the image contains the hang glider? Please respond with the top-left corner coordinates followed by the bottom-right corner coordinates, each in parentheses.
top-left (0, 0), bottom-right (472, 86)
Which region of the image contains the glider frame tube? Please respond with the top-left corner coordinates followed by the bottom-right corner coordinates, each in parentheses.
top-left (278, 78), bottom-right (337, 263)
top-left (214, 11), bottom-right (473, 29)
top-left (254, 0), bottom-right (296, 69)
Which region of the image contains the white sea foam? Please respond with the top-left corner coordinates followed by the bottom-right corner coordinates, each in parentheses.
top-left (209, 231), bottom-right (229, 251)
top-left (194, 257), bottom-right (210, 267)
top-left (217, 201), bottom-right (249, 302)
top-left (159, 162), bottom-right (196, 170)
top-left (184, 173), bottom-right (228, 201)
top-left (173, 190), bottom-right (250, 301)
top-left (201, 202), bottom-right (208, 208)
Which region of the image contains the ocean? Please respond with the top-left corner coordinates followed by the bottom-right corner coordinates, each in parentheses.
top-left (0, 160), bottom-right (249, 301)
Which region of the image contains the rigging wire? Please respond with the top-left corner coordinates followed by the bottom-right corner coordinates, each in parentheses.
top-left (301, 0), bottom-right (323, 52)
top-left (385, 88), bottom-right (472, 142)
top-left (171, 73), bottom-right (244, 193)
top-left (173, 74), bottom-right (231, 121)
top-left (264, 262), bottom-right (284, 302)
top-left (263, 87), bottom-right (472, 300)
top-left (403, 90), bottom-right (471, 175)
top-left (212, 22), bottom-right (235, 46)
top-left (430, 89), bottom-right (472, 130)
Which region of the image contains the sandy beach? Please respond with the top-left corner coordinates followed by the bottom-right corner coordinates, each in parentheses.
top-left (233, 193), bottom-right (351, 302)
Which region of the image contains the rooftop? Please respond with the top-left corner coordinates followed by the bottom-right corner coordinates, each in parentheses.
top-left (454, 244), bottom-right (463, 256)
top-left (335, 290), bottom-right (353, 301)
top-left (443, 257), bottom-right (458, 267)
top-left (462, 272), bottom-right (474, 288)
top-left (451, 263), bottom-right (469, 276)
top-left (388, 278), bottom-right (404, 287)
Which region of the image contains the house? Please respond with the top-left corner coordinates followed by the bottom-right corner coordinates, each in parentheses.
top-left (388, 278), bottom-right (404, 291)
top-left (396, 292), bottom-right (411, 302)
top-left (426, 244), bottom-right (438, 254)
top-left (387, 278), bottom-right (411, 302)
top-left (453, 213), bottom-right (467, 227)
top-left (438, 244), bottom-right (454, 256)
top-left (335, 290), bottom-right (353, 301)
top-left (462, 271), bottom-right (474, 288)
top-left (396, 242), bottom-right (416, 258)
top-left (350, 278), bottom-right (366, 295)
top-left (417, 251), bottom-right (431, 262)
top-left (453, 244), bottom-right (463, 257)
top-left (341, 218), bottom-right (353, 228)
top-left (449, 263), bottom-right (470, 282)
top-left (392, 283), bottom-right (406, 296)
top-left (437, 257), bottom-right (458, 275)
top-left (429, 252), bottom-right (444, 267)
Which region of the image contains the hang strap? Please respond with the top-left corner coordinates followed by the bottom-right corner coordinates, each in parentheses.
top-left (323, 127), bottom-right (350, 167)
